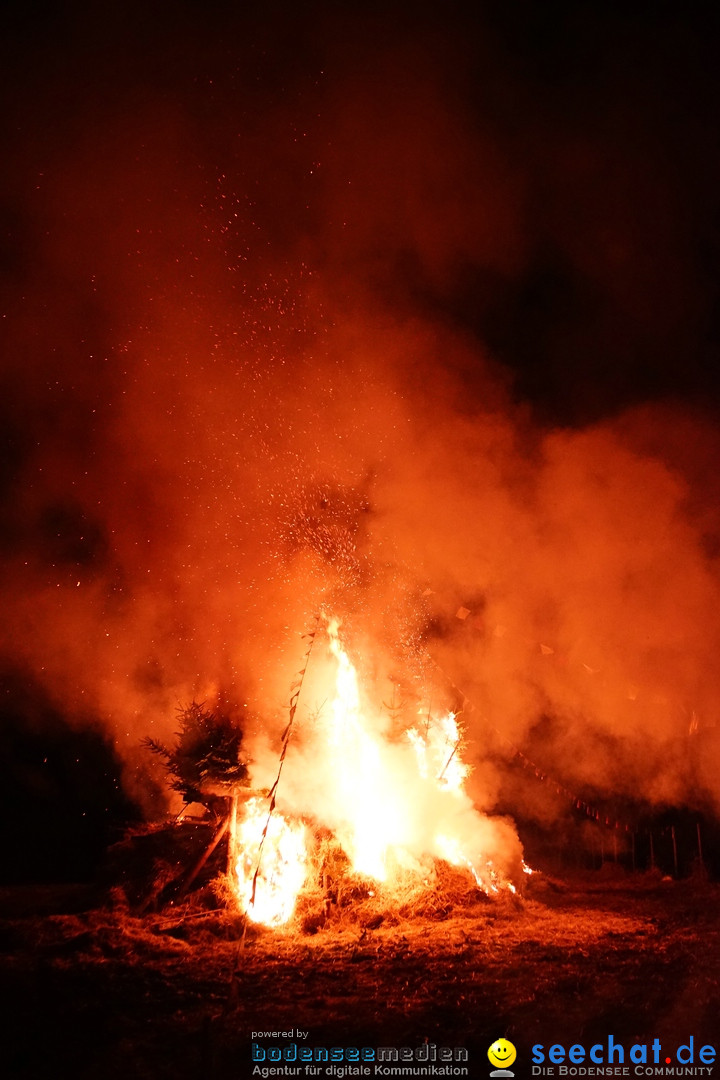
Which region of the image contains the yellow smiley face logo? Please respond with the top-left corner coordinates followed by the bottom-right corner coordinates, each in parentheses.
top-left (488, 1039), bottom-right (517, 1069)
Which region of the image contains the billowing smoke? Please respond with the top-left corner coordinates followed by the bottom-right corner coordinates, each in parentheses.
top-left (2, 3), bottom-right (719, 828)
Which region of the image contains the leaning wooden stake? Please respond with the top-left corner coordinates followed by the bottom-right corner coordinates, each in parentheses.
top-left (178, 816), bottom-right (230, 898)
top-left (437, 739), bottom-right (460, 784)
top-left (227, 789), bottom-right (239, 876)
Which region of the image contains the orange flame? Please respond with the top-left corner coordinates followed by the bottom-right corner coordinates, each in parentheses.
top-left (407, 710), bottom-right (469, 791)
top-left (320, 617), bottom-right (516, 893)
top-left (234, 797), bottom-right (307, 926)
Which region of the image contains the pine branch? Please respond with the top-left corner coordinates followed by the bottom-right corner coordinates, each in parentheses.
top-left (141, 736), bottom-right (171, 760)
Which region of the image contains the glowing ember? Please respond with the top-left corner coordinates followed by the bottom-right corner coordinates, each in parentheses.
top-left (234, 797), bottom-right (307, 926)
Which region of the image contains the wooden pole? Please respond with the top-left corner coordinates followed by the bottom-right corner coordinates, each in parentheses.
top-left (697, 822), bottom-right (704, 867)
top-left (631, 831), bottom-right (636, 873)
top-left (227, 790), bottom-right (239, 875)
top-left (671, 825), bottom-right (678, 878)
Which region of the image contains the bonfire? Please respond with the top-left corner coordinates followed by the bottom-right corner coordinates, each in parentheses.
top-left (148, 615), bottom-right (525, 932)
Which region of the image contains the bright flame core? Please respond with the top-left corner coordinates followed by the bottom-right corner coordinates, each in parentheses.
top-left (319, 618), bottom-right (516, 894)
top-left (326, 617), bottom-right (399, 879)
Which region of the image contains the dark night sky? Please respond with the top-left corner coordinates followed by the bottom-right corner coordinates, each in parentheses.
top-left (2, 2), bottom-right (720, 423)
top-left (2, 1), bottom-right (720, 879)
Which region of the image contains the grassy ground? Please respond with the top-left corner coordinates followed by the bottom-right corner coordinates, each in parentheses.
top-left (1, 866), bottom-right (718, 1079)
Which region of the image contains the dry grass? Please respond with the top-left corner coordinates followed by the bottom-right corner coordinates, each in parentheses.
top-left (2, 850), bottom-right (719, 1079)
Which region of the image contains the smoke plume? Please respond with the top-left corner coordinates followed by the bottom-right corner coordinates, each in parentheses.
top-left (2, 2), bottom-right (720, 828)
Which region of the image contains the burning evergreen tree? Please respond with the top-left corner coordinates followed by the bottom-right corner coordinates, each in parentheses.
top-left (144, 702), bottom-right (249, 813)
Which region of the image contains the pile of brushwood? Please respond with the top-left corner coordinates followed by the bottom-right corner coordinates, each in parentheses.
top-left (122, 700), bottom-right (513, 929)
top-left (103, 817), bottom-right (515, 934)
